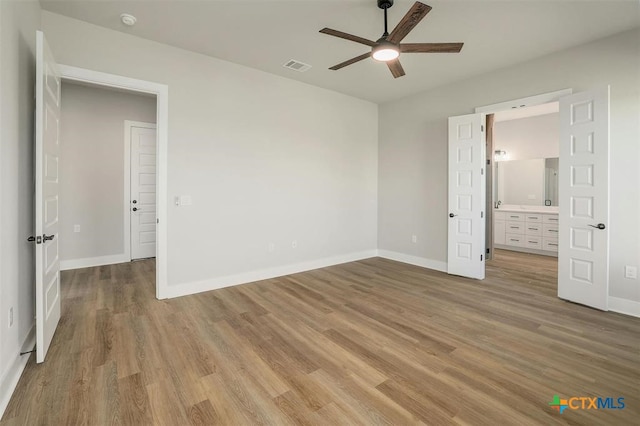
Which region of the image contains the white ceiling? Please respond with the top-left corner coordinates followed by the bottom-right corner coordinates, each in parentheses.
top-left (40, 0), bottom-right (640, 104)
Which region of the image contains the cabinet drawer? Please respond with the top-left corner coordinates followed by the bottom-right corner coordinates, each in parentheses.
top-left (525, 214), bottom-right (543, 223)
top-left (525, 224), bottom-right (542, 236)
top-left (543, 225), bottom-right (559, 238)
top-left (505, 233), bottom-right (525, 247)
top-left (505, 212), bottom-right (525, 221)
top-left (506, 221), bottom-right (525, 233)
top-left (543, 214), bottom-right (559, 224)
top-left (524, 236), bottom-right (542, 250)
top-left (494, 211), bottom-right (506, 220)
top-left (543, 238), bottom-right (559, 252)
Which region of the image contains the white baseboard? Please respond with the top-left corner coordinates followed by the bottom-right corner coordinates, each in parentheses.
top-left (0, 324), bottom-right (35, 419)
top-left (164, 250), bottom-right (378, 299)
top-left (608, 296), bottom-right (640, 318)
top-left (377, 249), bottom-right (448, 273)
top-left (60, 253), bottom-right (129, 271)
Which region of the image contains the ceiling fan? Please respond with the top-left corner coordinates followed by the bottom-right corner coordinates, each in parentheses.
top-left (320, 0), bottom-right (463, 78)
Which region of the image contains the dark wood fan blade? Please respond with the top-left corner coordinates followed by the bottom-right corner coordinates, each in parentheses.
top-left (329, 52), bottom-right (372, 70)
top-left (320, 28), bottom-right (377, 47)
top-left (401, 42), bottom-right (464, 53)
top-left (388, 2), bottom-right (432, 44)
top-left (387, 59), bottom-right (405, 78)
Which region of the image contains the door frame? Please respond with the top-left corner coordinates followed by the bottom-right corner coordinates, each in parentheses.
top-left (477, 89), bottom-right (572, 260)
top-left (59, 65), bottom-right (169, 300)
top-left (124, 120), bottom-right (157, 262)
top-left (475, 89), bottom-right (573, 114)
top-left (451, 89), bottom-right (573, 280)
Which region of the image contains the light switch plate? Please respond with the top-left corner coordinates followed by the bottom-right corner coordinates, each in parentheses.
top-left (179, 195), bottom-right (192, 206)
top-left (624, 266), bottom-right (637, 279)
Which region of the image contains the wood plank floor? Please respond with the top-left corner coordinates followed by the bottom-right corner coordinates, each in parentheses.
top-left (2, 250), bottom-right (639, 425)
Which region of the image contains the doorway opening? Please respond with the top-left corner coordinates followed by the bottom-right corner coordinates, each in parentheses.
top-left (58, 82), bottom-right (158, 271)
top-left (485, 102), bottom-right (560, 284)
top-left (58, 64), bottom-right (168, 300)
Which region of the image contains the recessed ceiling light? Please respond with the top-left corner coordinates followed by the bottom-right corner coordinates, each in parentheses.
top-left (120, 13), bottom-right (137, 26)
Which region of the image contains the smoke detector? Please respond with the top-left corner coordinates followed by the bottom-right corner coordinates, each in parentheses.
top-left (120, 13), bottom-right (137, 26)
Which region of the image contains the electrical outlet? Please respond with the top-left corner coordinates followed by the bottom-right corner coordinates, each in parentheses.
top-left (9, 307), bottom-right (13, 327)
top-left (292, 240), bottom-right (298, 249)
top-left (74, 224), bottom-right (81, 233)
top-left (411, 235), bottom-right (417, 243)
top-left (624, 266), bottom-right (637, 279)
top-left (268, 243), bottom-right (275, 253)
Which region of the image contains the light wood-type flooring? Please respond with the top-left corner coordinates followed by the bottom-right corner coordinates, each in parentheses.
top-left (2, 250), bottom-right (639, 425)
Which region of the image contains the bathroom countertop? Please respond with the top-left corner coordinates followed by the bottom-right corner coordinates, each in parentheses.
top-left (494, 205), bottom-right (559, 214)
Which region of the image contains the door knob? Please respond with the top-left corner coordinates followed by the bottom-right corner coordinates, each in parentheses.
top-left (588, 223), bottom-right (606, 230)
top-left (132, 207), bottom-right (139, 212)
top-left (449, 213), bottom-right (457, 218)
top-left (43, 234), bottom-right (55, 241)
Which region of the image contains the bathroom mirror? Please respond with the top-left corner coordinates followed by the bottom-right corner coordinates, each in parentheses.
top-left (495, 157), bottom-right (558, 206)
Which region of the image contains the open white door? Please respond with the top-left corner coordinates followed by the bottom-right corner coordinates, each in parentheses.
top-left (130, 125), bottom-right (157, 260)
top-left (35, 31), bottom-right (62, 363)
top-left (558, 87), bottom-right (610, 310)
top-left (448, 114), bottom-right (486, 279)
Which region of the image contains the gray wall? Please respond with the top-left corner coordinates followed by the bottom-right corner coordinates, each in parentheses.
top-left (0, 0), bottom-right (40, 413)
top-left (42, 11), bottom-right (379, 293)
top-left (60, 83), bottom-right (156, 264)
top-left (378, 28), bottom-right (640, 302)
top-left (494, 113), bottom-right (559, 161)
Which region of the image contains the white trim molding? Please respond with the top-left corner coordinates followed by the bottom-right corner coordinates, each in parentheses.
top-left (60, 254), bottom-right (129, 271)
top-left (475, 88), bottom-right (573, 113)
top-left (608, 296), bottom-right (640, 318)
top-left (58, 64), bottom-right (169, 300)
top-left (377, 250), bottom-right (448, 273)
top-left (165, 250), bottom-right (377, 299)
top-left (0, 325), bottom-right (35, 418)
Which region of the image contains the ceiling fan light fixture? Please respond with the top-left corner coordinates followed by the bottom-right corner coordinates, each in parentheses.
top-left (372, 42), bottom-right (400, 62)
top-left (320, 2), bottom-right (462, 77)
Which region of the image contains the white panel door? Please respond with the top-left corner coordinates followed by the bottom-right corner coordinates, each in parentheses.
top-left (448, 114), bottom-right (486, 279)
top-left (35, 31), bottom-right (61, 363)
top-left (558, 87), bottom-right (610, 310)
top-left (131, 126), bottom-right (157, 260)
